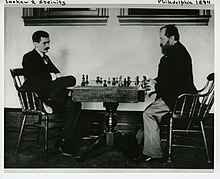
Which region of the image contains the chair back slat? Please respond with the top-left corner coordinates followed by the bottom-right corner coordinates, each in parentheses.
top-left (25, 92), bottom-right (31, 110)
top-left (202, 91), bottom-right (214, 118)
top-left (32, 92), bottom-right (37, 110)
top-left (189, 96), bottom-right (198, 117)
top-left (180, 96), bottom-right (187, 116)
top-left (10, 69), bottom-right (26, 90)
top-left (10, 68), bottom-right (44, 113)
top-left (18, 91), bottom-right (26, 110)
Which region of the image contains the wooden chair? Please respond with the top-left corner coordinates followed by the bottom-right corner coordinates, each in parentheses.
top-left (10, 68), bottom-right (52, 157)
top-left (167, 73), bottom-right (214, 163)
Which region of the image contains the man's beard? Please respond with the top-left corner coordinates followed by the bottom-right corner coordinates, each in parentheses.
top-left (160, 41), bottom-right (172, 54)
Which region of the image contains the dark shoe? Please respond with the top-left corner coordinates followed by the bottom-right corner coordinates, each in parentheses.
top-left (144, 156), bottom-right (164, 163)
top-left (130, 154), bottom-right (150, 163)
top-left (54, 138), bottom-right (63, 149)
top-left (54, 139), bottom-right (76, 157)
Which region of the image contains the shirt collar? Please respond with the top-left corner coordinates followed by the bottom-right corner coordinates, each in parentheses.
top-left (35, 48), bottom-right (44, 57)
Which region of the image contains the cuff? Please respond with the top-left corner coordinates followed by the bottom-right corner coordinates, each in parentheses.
top-left (50, 73), bottom-right (57, 81)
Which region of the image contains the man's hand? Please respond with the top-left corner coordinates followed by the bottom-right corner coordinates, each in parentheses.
top-left (145, 78), bottom-right (157, 97)
top-left (146, 78), bottom-right (157, 90)
top-left (56, 73), bottom-right (62, 78)
top-left (139, 78), bottom-right (157, 96)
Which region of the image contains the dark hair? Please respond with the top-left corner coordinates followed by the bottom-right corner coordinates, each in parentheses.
top-left (32, 30), bottom-right (49, 43)
top-left (160, 24), bottom-right (180, 41)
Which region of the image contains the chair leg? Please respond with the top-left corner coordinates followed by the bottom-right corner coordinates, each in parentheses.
top-left (167, 117), bottom-right (173, 163)
top-left (37, 115), bottom-right (42, 143)
top-left (15, 114), bottom-right (27, 155)
top-left (200, 121), bottom-right (211, 163)
top-left (44, 115), bottom-right (49, 157)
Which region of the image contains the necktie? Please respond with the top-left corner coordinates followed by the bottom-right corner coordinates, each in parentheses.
top-left (43, 54), bottom-right (49, 65)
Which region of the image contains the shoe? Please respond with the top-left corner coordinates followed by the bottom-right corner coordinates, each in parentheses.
top-left (144, 156), bottom-right (164, 163)
top-left (58, 145), bottom-right (74, 157)
top-left (130, 154), bottom-right (144, 163)
top-left (54, 139), bottom-right (76, 157)
top-left (145, 156), bottom-right (152, 162)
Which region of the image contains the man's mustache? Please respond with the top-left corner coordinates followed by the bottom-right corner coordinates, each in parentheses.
top-left (44, 47), bottom-right (50, 50)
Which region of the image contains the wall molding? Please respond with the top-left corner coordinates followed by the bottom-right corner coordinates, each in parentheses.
top-left (117, 8), bottom-right (211, 26)
top-left (22, 8), bottom-right (109, 26)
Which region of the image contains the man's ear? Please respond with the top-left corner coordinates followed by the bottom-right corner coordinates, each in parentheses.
top-left (169, 35), bottom-right (175, 45)
top-left (33, 42), bottom-right (38, 47)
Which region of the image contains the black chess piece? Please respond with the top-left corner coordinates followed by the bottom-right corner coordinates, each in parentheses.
top-left (103, 80), bottom-right (107, 87)
top-left (81, 74), bottom-right (85, 86)
top-left (116, 77), bottom-right (118, 84)
top-left (85, 75), bottom-right (89, 85)
top-left (107, 78), bottom-right (111, 84)
top-left (141, 76), bottom-right (147, 88)
top-left (124, 78), bottom-right (127, 87)
top-left (96, 76), bottom-right (100, 83)
top-left (135, 76), bottom-right (139, 86)
top-left (112, 78), bottom-right (116, 86)
top-left (127, 76), bottom-right (131, 87)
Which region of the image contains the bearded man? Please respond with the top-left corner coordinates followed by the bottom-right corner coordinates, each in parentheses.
top-left (135, 24), bottom-right (197, 162)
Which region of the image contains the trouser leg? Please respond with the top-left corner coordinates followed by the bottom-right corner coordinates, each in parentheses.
top-left (48, 76), bottom-right (76, 103)
top-left (136, 98), bottom-right (170, 158)
top-left (46, 76), bottom-right (81, 141)
top-left (61, 99), bottom-right (82, 141)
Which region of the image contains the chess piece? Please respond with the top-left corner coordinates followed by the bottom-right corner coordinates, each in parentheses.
top-left (107, 78), bottom-right (111, 84)
top-left (96, 76), bottom-right (100, 83)
top-left (124, 78), bottom-right (127, 87)
top-left (135, 76), bottom-right (139, 86)
top-left (100, 77), bottom-right (103, 84)
top-left (103, 80), bottom-right (107, 87)
top-left (141, 75), bottom-right (147, 88)
top-left (116, 77), bottom-right (118, 84)
top-left (112, 78), bottom-right (116, 86)
top-left (85, 75), bottom-right (89, 85)
top-left (127, 76), bottom-right (131, 87)
top-left (118, 76), bottom-right (123, 87)
top-left (81, 74), bottom-right (85, 86)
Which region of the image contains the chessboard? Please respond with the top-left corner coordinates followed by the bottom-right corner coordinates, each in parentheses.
top-left (68, 75), bottom-right (147, 103)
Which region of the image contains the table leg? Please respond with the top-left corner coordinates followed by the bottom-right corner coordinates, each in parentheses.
top-left (103, 102), bottom-right (119, 146)
top-left (76, 102), bottom-right (119, 161)
top-left (76, 102), bottom-right (138, 162)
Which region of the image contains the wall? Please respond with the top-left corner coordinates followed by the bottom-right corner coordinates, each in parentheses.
top-left (4, 7), bottom-right (214, 111)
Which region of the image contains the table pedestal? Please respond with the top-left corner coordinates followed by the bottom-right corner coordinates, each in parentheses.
top-left (76, 102), bottom-right (136, 162)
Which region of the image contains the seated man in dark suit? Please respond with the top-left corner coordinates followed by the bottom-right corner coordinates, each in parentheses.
top-left (135, 24), bottom-right (197, 162)
top-left (22, 30), bottom-right (82, 157)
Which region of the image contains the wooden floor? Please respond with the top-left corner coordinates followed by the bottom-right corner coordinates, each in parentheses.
top-left (4, 108), bottom-right (214, 169)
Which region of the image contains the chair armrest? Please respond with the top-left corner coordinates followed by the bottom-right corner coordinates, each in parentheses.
top-left (177, 90), bottom-right (212, 100)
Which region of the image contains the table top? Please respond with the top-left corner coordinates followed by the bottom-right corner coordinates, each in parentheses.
top-left (68, 81), bottom-right (145, 103)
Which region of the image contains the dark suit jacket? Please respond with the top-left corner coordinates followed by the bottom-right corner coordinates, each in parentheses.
top-left (155, 41), bottom-right (197, 110)
top-left (22, 49), bottom-right (60, 100)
